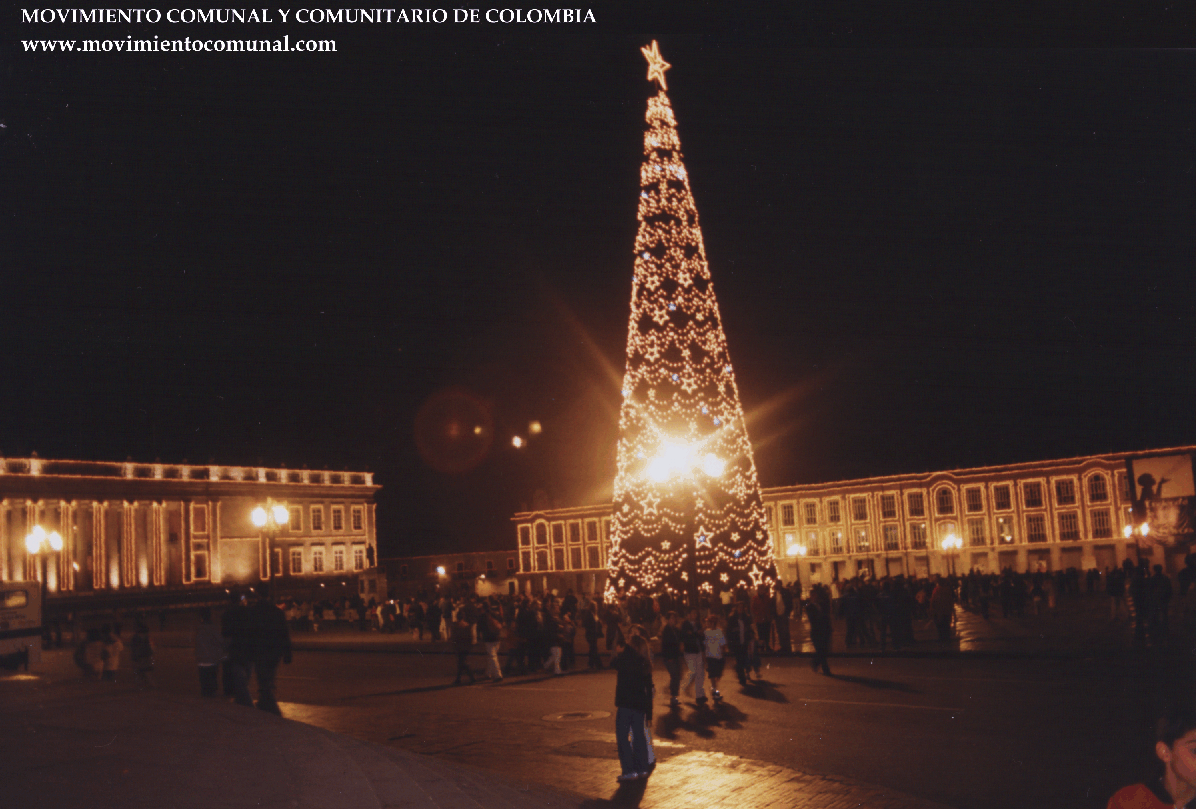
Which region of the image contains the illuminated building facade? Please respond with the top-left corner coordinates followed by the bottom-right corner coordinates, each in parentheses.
top-left (0, 456), bottom-right (378, 606)
top-left (514, 447), bottom-right (1194, 593)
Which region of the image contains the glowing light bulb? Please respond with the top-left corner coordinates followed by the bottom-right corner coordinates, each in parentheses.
top-left (272, 505), bottom-right (289, 525)
top-left (701, 453), bottom-right (724, 478)
top-left (251, 507), bottom-right (267, 527)
top-left (48, 531), bottom-right (63, 552)
top-left (512, 436), bottom-right (524, 448)
top-left (1141, 523), bottom-right (1150, 537)
top-left (1123, 524), bottom-right (1133, 538)
top-left (529, 421), bottom-right (542, 434)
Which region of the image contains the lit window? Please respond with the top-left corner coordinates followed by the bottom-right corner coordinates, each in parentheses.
top-left (1088, 475), bottom-right (1109, 503)
top-left (936, 488), bottom-right (955, 516)
top-left (1059, 513), bottom-right (1080, 541)
top-left (806, 530), bottom-right (821, 556)
top-left (290, 548), bottom-right (303, 574)
top-left (353, 546), bottom-right (365, 571)
top-left (311, 506), bottom-right (325, 532)
top-left (829, 529), bottom-right (843, 554)
top-left (1023, 482), bottom-right (1044, 509)
top-left (312, 547), bottom-right (325, 573)
top-left (908, 523), bottom-right (928, 550)
top-left (333, 547), bottom-right (345, 572)
top-left (883, 524), bottom-right (900, 550)
top-left (331, 506), bottom-right (344, 532)
top-left (781, 504), bottom-right (795, 527)
top-left (964, 487), bottom-right (983, 513)
top-left (993, 484), bottom-right (1012, 511)
top-left (826, 501), bottom-right (841, 524)
top-left (803, 502), bottom-right (818, 525)
top-left (851, 497), bottom-right (868, 522)
top-left (854, 527), bottom-right (870, 552)
top-left (996, 516), bottom-right (1015, 543)
top-left (880, 494), bottom-right (897, 520)
top-left (907, 492), bottom-right (925, 518)
top-left (1091, 509), bottom-right (1112, 539)
top-left (1055, 480), bottom-right (1077, 506)
top-left (351, 506), bottom-right (364, 532)
top-left (967, 517), bottom-right (987, 547)
top-left (1026, 514), bottom-right (1047, 543)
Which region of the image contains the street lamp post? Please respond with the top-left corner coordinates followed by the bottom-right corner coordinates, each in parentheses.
top-left (251, 499), bottom-right (289, 581)
top-left (25, 525), bottom-right (63, 647)
top-left (941, 533), bottom-right (962, 576)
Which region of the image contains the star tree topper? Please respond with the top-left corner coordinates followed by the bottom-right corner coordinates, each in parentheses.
top-left (641, 40), bottom-right (671, 90)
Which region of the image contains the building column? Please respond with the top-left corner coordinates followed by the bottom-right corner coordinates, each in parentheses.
top-left (210, 500), bottom-right (221, 582)
top-left (121, 502), bottom-right (135, 588)
top-left (24, 501), bottom-right (37, 581)
top-left (0, 499), bottom-right (8, 582)
top-left (93, 501), bottom-right (107, 590)
top-left (151, 502), bottom-right (165, 586)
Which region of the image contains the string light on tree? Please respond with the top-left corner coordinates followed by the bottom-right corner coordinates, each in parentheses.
top-left (606, 41), bottom-right (779, 603)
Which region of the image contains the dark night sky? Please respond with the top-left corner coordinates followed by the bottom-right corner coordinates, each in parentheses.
top-left (3, 9), bottom-right (1195, 556)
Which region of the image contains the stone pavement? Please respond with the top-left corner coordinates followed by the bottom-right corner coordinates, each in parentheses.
top-left (2, 593), bottom-right (1141, 809)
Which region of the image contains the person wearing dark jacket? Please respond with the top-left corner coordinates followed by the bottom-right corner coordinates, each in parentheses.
top-left (248, 586), bottom-right (292, 714)
top-left (613, 635), bottom-right (654, 782)
top-left (805, 592), bottom-right (832, 676)
top-left (679, 608), bottom-right (707, 705)
top-left (725, 602), bottom-right (754, 686)
top-left (452, 616), bottom-right (476, 685)
top-left (659, 611), bottom-right (683, 707)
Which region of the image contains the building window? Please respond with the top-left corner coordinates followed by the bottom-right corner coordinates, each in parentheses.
top-left (507, 558), bottom-right (516, 571)
top-left (851, 497), bottom-right (868, 522)
top-left (826, 500), bottom-right (841, 523)
top-left (967, 517), bottom-right (987, 547)
top-left (804, 502), bottom-right (818, 525)
top-left (764, 506), bottom-right (774, 527)
top-left (1088, 474), bottom-right (1109, 503)
top-left (290, 548), bottom-right (303, 574)
top-left (486, 560), bottom-right (495, 572)
top-left (854, 528), bottom-right (870, 553)
top-left (568, 522), bottom-right (582, 543)
top-left (806, 530), bottom-right (821, 556)
top-left (781, 503), bottom-right (795, 527)
top-left (551, 523), bottom-right (565, 545)
top-left (535, 550), bottom-right (549, 571)
top-left (586, 546), bottom-right (601, 568)
top-left (908, 523), bottom-right (928, 550)
top-left (880, 494), bottom-right (897, 520)
top-left (964, 487), bottom-right (983, 513)
top-left (534, 523), bottom-right (548, 546)
top-left (1023, 482), bottom-right (1044, 509)
top-left (1091, 509), bottom-right (1113, 539)
top-left (289, 507), bottom-right (303, 531)
top-left (586, 520), bottom-right (599, 543)
top-left (907, 492), bottom-right (925, 517)
top-left (1026, 514), bottom-right (1047, 543)
top-left (570, 546), bottom-right (582, 568)
top-left (552, 548), bottom-right (565, 570)
top-left (331, 506), bottom-right (344, 532)
top-left (935, 488), bottom-right (955, 516)
top-left (312, 547), bottom-right (325, 573)
top-left (351, 506), bottom-right (364, 532)
top-left (193, 504), bottom-right (209, 534)
top-left (520, 551), bottom-right (531, 572)
top-left (1058, 513), bottom-right (1080, 541)
top-left (829, 529), bottom-right (843, 554)
top-left (1117, 472), bottom-right (1132, 500)
top-left (883, 524), bottom-right (900, 551)
top-left (993, 484), bottom-right (1012, 511)
top-left (333, 547), bottom-right (345, 572)
top-left (353, 546), bottom-right (365, 571)
top-left (1055, 479), bottom-right (1077, 506)
top-left (193, 552), bottom-right (209, 581)
top-left (519, 525), bottom-right (532, 547)
top-left (311, 506), bottom-right (325, 532)
top-left (996, 516), bottom-right (1015, 543)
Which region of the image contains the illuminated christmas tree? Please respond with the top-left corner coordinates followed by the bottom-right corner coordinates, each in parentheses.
top-left (606, 42), bottom-right (779, 602)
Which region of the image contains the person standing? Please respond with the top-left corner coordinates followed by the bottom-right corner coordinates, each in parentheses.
top-left (101, 624), bottom-right (122, 682)
top-left (542, 606), bottom-right (564, 675)
top-left (775, 584), bottom-right (794, 655)
top-left (477, 605), bottom-right (503, 682)
top-left (703, 615), bottom-right (727, 702)
top-left (930, 576), bottom-right (956, 641)
top-left (725, 602), bottom-right (754, 686)
top-left (613, 634), bottom-right (654, 782)
top-left (452, 615), bottom-right (476, 685)
top-left (679, 608), bottom-right (707, 706)
top-left (194, 607), bottom-right (224, 697)
top-left (582, 603), bottom-right (604, 670)
top-left (805, 591), bottom-right (832, 676)
top-left (249, 586), bottom-right (292, 714)
top-left (659, 611), bottom-right (683, 708)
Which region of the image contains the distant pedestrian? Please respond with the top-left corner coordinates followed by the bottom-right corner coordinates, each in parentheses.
top-left (194, 607), bottom-right (224, 697)
top-left (582, 604), bottom-right (604, 669)
top-left (77, 628), bottom-right (105, 679)
top-left (452, 616), bottom-right (476, 685)
top-left (805, 591), bottom-right (832, 676)
top-left (659, 611), bottom-right (683, 708)
top-left (477, 605), bottom-right (503, 682)
top-left (679, 608), bottom-right (707, 706)
top-left (101, 624), bottom-right (122, 682)
top-left (612, 634), bottom-right (654, 782)
top-left (703, 615), bottom-right (727, 702)
top-left (129, 623), bottom-right (154, 687)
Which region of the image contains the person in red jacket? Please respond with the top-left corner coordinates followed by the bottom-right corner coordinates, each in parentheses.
top-left (1108, 705), bottom-right (1196, 809)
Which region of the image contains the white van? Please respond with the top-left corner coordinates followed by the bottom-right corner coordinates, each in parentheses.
top-left (0, 583), bottom-right (42, 669)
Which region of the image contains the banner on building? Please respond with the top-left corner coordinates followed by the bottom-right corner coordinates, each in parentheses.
top-left (1127, 454), bottom-right (1195, 552)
